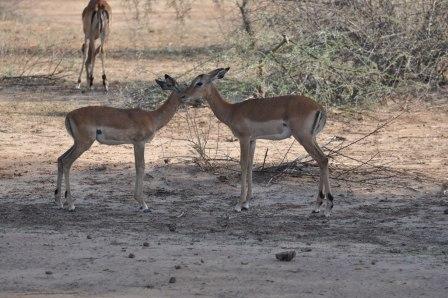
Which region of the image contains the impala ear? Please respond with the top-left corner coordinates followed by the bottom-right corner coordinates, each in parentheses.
top-left (209, 67), bottom-right (230, 81)
top-left (164, 74), bottom-right (177, 88)
top-left (155, 78), bottom-right (171, 91)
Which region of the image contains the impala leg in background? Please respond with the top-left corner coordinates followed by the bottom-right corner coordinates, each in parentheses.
top-left (243, 140), bottom-right (256, 210)
top-left (236, 138), bottom-right (250, 212)
top-left (76, 40), bottom-right (88, 89)
top-left (133, 142), bottom-right (149, 212)
top-left (55, 145), bottom-right (75, 208)
top-left (62, 141), bottom-right (93, 211)
top-left (99, 37), bottom-right (108, 92)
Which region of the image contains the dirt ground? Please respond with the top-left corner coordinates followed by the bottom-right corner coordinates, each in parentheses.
top-left (1, 1), bottom-right (448, 297)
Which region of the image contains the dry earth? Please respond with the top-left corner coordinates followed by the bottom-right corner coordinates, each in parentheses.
top-left (1, 1), bottom-right (448, 297)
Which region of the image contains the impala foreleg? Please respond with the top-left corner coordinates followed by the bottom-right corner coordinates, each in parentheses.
top-left (236, 138), bottom-right (251, 212)
top-left (133, 142), bottom-right (149, 212)
top-left (243, 140), bottom-right (256, 210)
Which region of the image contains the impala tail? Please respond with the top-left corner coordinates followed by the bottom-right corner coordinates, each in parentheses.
top-left (311, 110), bottom-right (326, 136)
top-left (93, 1), bottom-right (109, 34)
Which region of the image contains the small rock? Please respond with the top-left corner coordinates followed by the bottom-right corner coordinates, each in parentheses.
top-left (143, 242), bottom-right (149, 247)
top-left (275, 250), bottom-right (296, 262)
top-left (371, 259), bottom-right (377, 265)
top-left (389, 248), bottom-right (401, 254)
top-left (145, 284), bottom-right (154, 289)
top-left (200, 258), bottom-right (204, 263)
top-left (241, 261), bottom-right (249, 265)
top-left (301, 247), bottom-right (312, 252)
top-left (217, 175), bottom-right (228, 182)
top-left (128, 253), bottom-right (135, 259)
top-left (168, 224), bottom-right (176, 232)
top-left (45, 271), bottom-right (53, 275)
top-left (169, 277), bottom-right (176, 284)
top-left (86, 235), bottom-right (92, 240)
top-left (175, 265), bottom-right (181, 270)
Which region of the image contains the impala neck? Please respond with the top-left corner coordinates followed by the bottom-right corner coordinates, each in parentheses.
top-left (152, 92), bottom-right (181, 130)
top-left (205, 84), bottom-right (233, 125)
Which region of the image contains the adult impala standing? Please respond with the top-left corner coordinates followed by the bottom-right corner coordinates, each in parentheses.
top-left (179, 68), bottom-right (334, 216)
top-left (77, 0), bottom-right (111, 91)
top-left (55, 75), bottom-right (186, 212)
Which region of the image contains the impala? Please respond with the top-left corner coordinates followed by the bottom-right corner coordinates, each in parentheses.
top-left (179, 68), bottom-right (334, 216)
top-left (55, 75), bottom-right (186, 211)
top-left (77, 0), bottom-right (111, 91)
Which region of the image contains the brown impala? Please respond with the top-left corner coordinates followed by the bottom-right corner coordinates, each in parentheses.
top-left (77, 0), bottom-right (111, 91)
top-left (179, 68), bottom-right (334, 216)
top-left (55, 75), bottom-right (186, 212)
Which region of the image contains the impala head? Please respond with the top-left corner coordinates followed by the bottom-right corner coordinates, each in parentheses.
top-left (180, 67), bottom-right (230, 103)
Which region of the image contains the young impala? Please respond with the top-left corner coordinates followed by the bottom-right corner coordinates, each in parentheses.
top-left (55, 75), bottom-right (186, 211)
top-left (77, 0), bottom-right (111, 91)
top-left (179, 68), bottom-right (334, 216)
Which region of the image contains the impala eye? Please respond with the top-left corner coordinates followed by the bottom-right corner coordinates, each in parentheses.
top-left (196, 82), bottom-right (203, 87)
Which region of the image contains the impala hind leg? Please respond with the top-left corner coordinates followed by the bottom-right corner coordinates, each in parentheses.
top-left (235, 138), bottom-right (250, 212)
top-left (55, 145), bottom-right (75, 208)
top-left (133, 142), bottom-right (149, 212)
top-left (62, 142), bottom-right (93, 211)
top-left (99, 36), bottom-right (108, 92)
top-left (77, 39), bottom-right (88, 89)
top-left (294, 135), bottom-right (333, 217)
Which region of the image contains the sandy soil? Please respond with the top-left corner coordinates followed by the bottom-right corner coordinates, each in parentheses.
top-left (1, 1), bottom-right (448, 297)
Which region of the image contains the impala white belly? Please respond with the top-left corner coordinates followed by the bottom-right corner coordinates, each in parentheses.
top-left (249, 120), bottom-right (292, 140)
top-left (94, 127), bottom-right (138, 145)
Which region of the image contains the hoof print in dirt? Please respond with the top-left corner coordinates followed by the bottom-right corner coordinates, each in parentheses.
top-left (169, 277), bottom-right (176, 283)
top-left (275, 250), bottom-right (296, 262)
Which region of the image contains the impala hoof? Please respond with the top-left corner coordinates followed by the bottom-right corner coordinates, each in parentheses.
top-left (241, 201), bottom-right (250, 210)
top-left (142, 208), bottom-right (151, 213)
top-left (311, 209), bottom-right (320, 214)
top-left (234, 204), bottom-right (242, 212)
